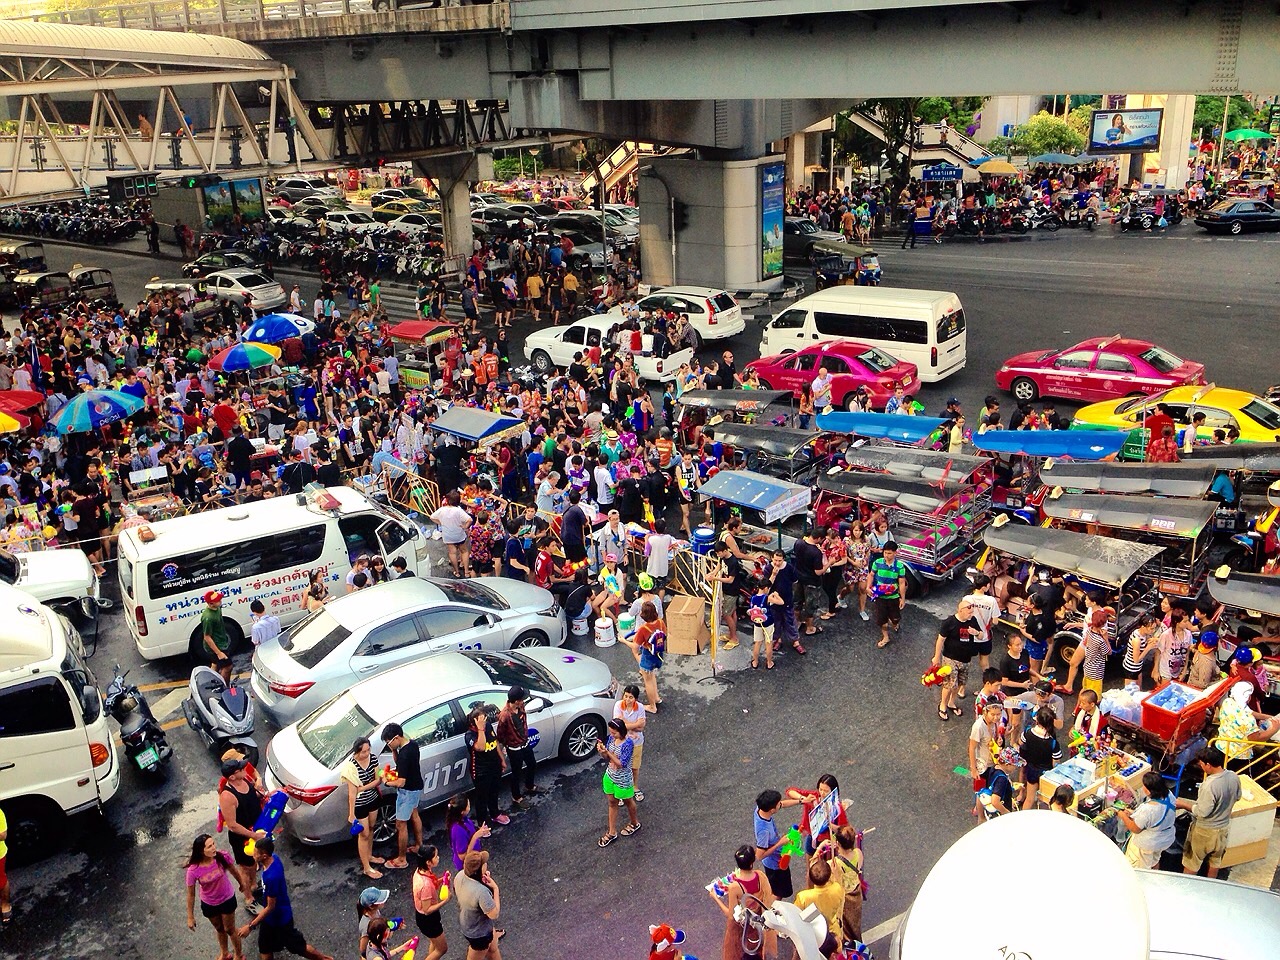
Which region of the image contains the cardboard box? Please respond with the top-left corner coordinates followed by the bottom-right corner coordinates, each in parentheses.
top-left (665, 595), bottom-right (709, 656)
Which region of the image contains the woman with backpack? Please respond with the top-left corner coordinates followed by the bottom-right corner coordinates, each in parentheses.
top-left (622, 600), bottom-right (665, 714)
top-left (817, 824), bottom-right (867, 945)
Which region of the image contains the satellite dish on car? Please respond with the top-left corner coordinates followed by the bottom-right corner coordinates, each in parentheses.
top-left (898, 811), bottom-right (1148, 960)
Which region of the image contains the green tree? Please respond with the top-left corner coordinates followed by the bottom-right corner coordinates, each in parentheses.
top-left (1192, 96), bottom-right (1261, 140)
top-left (1066, 104), bottom-right (1094, 138)
top-left (1009, 111), bottom-right (1085, 156)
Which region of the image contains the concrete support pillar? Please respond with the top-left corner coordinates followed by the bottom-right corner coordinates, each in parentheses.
top-left (412, 150), bottom-right (493, 263)
top-left (638, 153), bottom-right (786, 293)
top-left (1122, 94), bottom-right (1196, 189)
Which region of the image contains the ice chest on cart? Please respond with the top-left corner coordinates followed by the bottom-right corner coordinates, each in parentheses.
top-left (1140, 678), bottom-right (1229, 741)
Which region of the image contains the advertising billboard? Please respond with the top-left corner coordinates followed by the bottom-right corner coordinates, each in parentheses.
top-left (232, 179), bottom-right (265, 221)
top-left (760, 161), bottom-right (786, 280)
top-left (201, 181), bottom-right (235, 226)
top-left (201, 177), bottom-right (266, 226)
top-left (1087, 108), bottom-right (1163, 154)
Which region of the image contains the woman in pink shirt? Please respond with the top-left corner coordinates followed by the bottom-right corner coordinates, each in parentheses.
top-left (185, 832), bottom-right (251, 960)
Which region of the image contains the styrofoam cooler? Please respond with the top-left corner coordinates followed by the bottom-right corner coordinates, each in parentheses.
top-left (692, 526), bottom-right (716, 556)
top-left (594, 618), bottom-right (617, 647)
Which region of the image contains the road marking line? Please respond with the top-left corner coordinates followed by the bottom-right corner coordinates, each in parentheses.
top-left (863, 910), bottom-right (908, 945)
top-left (149, 688), bottom-right (190, 724)
top-left (139, 679), bottom-right (190, 692)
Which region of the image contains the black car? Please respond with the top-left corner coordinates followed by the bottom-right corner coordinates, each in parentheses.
top-left (1193, 199), bottom-right (1280, 235)
top-left (182, 250), bottom-right (260, 278)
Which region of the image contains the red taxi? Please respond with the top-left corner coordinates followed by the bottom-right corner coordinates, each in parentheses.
top-left (744, 339), bottom-right (919, 410)
top-left (994, 335), bottom-right (1205, 404)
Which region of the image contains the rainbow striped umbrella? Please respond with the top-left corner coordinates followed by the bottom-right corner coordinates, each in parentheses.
top-left (209, 341), bottom-right (281, 372)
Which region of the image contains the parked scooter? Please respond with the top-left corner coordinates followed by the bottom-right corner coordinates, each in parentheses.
top-left (182, 665), bottom-right (258, 768)
top-left (1026, 201), bottom-right (1061, 231)
top-left (103, 665), bottom-right (173, 776)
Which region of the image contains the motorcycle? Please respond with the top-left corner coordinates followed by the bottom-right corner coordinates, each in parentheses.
top-left (103, 665), bottom-right (173, 776)
top-left (1026, 202), bottom-right (1061, 232)
top-left (182, 665), bottom-right (259, 768)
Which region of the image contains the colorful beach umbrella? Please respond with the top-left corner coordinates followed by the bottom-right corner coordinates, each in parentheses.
top-left (244, 313), bottom-right (307, 344)
top-left (1223, 128), bottom-right (1272, 141)
top-left (0, 409), bottom-right (23, 434)
top-left (50, 389), bottom-right (144, 435)
top-left (209, 341), bottom-right (281, 372)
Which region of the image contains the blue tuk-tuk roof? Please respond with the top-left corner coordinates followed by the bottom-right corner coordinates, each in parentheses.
top-left (971, 430), bottom-right (1124, 460)
top-left (432, 406), bottom-right (524, 445)
top-left (816, 411), bottom-right (945, 444)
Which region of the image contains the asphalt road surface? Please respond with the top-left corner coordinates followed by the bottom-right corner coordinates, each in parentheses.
top-left (5, 226), bottom-right (1279, 960)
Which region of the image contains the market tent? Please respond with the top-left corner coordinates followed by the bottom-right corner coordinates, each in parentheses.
top-left (817, 411), bottom-right (945, 444)
top-left (1041, 493), bottom-right (1217, 538)
top-left (1040, 460), bottom-right (1215, 497)
top-left (983, 524), bottom-right (1163, 588)
top-left (1223, 128), bottom-right (1272, 141)
top-left (431, 406), bottom-right (525, 447)
top-left (1207, 569), bottom-right (1280, 617)
top-left (389, 320), bottom-right (458, 344)
top-left (1029, 153), bottom-right (1079, 165)
top-left (697, 469), bottom-right (811, 523)
top-left (970, 429), bottom-right (1124, 460)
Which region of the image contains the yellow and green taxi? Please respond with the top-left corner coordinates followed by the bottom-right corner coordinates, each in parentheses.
top-left (1071, 384), bottom-right (1280, 459)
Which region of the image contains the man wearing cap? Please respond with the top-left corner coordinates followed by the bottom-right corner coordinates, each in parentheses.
top-left (455, 850), bottom-right (501, 960)
top-left (238, 837), bottom-right (333, 960)
top-left (203, 591), bottom-right (233, 683)
top-left (379, 723), bottom-right (424, 870)
top-left (497, 687), bottom-right (540, 809)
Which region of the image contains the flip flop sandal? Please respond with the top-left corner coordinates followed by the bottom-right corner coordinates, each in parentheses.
top-left (723, 640), bottom-right (740, 650)
top-left (792, 642), bottom-right (808, 655)
top-left (598, 834), bottom-right (618, 847)
top-left (621, 822), bottom-right (642, 836)
top-left (951, 706), bottom-right (963, 717)
top-left (766, 662), bottom-right (776, 670)
top-left (938, 709), bottom-right (949, 721)
top-left (804, 626), bottom-right (824, 635)
top-left (751, 659), bottom-right (759, 669)
top-left (876, 637), bottom-right (891, 648)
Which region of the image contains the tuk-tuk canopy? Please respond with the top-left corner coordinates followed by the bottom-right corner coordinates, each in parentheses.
top-left (971, 429), bottom-right (1125, 460)
top-left (1181, 442), bottom-right (1280, 473)
top-left (388, 320), bottom-right (457, 346)
top-left (698, 469), bottom-right (811, 523)
top-left (1042, 493), bottom-right (1217, 538)
top-left (1041, 460), bottom-right (1216, 497)
top-left (817, 411), bottom-right (946, 444)
top-left (1207, 569), bottom-right (1280, 617)
top-left (432, 406), bottom-right (524, 447)
top-left (678, 389), bottom-right (792, 411)
top-left (712, 424), bottom-right (831, 458)
top-left (983, 524), bottom-right (1163, 588)
top-left (839, 445), bottom-right (989, 481)
top-left (817, 470), bottom-right (974, 513)
top-left (809, 239), bottom-right (875, 260)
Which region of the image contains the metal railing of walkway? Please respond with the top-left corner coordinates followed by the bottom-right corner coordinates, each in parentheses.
top-left (12, 0), bottom-right (472, 31)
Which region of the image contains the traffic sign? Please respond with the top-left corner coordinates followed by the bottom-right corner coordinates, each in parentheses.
top-left (922, 163), bottom-right (964, 181)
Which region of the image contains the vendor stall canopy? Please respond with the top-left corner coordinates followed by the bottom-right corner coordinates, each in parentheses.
top-left (971, 430), bottom-right (1124, 460)
top-left (1041, 460), bottom-right (1216, 497)
top-left (431, 407), bottom-right (524, 446)
top-left (1042, 493), bottom-right (1217, 537)
top-left (697, 469), bottom-right (811, 523)
top-left (982, 524), bottom-right (1163, 587)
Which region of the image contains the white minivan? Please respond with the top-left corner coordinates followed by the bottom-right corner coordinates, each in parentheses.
top-left (117, 486), bottom-right (427, 661)
top-left (0, 583), bottom-right (120, 862)
top-left (758, 287), bottom-right (967, 382)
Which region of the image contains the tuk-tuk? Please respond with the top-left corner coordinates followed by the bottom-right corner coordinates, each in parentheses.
top-left (68, 265), bottom-right (118, 306)
top-left (815, 411), bottom-right (948, 448)
top-left (708, 424), bottom-right (846, 486)
top-left (12, 271), bottom-right (72, 309)
top-left (1041, 491), bottom-right (1216, 599)
top-left (809, 240), bottom-right (881, 288)
top-left (970, 429), bottom-right (1126, 521)
top-left (981, 520), bottom-right (1164, 666)
top-left (388, 319), bottom-right (460, 391)
top-left (1205, 568), bottom-right (1280, 692)
top-left (0, 240), bottom-right (46, 272)
top-left (674, 389), bottom-right (793, 446)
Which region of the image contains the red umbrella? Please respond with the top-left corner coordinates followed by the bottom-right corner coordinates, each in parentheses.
top-left (0, 389), bottom-right (44, 412)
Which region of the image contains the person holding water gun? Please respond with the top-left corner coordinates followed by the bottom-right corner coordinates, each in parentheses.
top-left (218, 756), bottom-right (267, 914)
top-left (411, 847), bottom-right (450, 960)
top-left (785, 774), bottom-right (852, 855)
top-left (752, 788), bottom-right (805, 899)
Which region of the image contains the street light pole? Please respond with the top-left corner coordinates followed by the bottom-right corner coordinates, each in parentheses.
top-left (1215, 95), bottom-right (1230, 175)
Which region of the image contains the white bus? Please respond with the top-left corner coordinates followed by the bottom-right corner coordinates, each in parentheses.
top-left (117, 487), bottom-right (427, 660)
top-left (758, 286), bottom-right (967, 381)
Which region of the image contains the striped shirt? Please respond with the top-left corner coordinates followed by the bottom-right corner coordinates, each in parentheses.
top-left (605, 736), bottom-right (635, 788)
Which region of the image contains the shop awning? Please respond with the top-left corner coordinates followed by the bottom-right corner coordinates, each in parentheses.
top-left (389, 320), bottom-right (458, 345)
top-left (698, 469), bottom-right (811, 523)
top-left (982, 524), bottom-right (1163, 587)
top-left (1041, 460), bottom-right (1216, 497)
top-left (431, 406), bottom-right (524, 447)
top-left (816, 411), bottom-right (945, 444)
top-left (1042, 493), bottom-right (1216, 538)
top-left (971, 429), bottom-right (1124, 460)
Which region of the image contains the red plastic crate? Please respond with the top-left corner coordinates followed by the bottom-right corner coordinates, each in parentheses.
top-left (1140, 680), bottom-right (1212, 743)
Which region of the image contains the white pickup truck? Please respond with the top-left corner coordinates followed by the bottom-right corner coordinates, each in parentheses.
top-left (522, 314), bottom-right (695, 383)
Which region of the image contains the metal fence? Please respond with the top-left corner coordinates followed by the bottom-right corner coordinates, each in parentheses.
top-left (21, 0), bottom-right (472, 30)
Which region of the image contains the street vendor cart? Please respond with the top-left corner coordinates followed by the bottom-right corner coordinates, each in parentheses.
top-left (388, 319), bottom-right (461, 392)
top-left (697, 468), bottom-right (812, 552)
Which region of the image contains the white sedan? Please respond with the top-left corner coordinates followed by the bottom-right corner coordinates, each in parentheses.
top-left (608, 286), bottom-right (745, 346)
top-left (523, 313), bottom-right (694, 383)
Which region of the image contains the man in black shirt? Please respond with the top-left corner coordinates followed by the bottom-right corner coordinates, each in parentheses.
top-left (791, 529), bottom-right (826, 639)
top-left (380, 722), bottom-right (424, 870)
top-left (279, 449), bottom-right (317, 494)
top-left (225, 425), bottom-right (256, 489)
top-left (931, 598), bottom-right (979, 721)
top-left (713, 540), bottom-right (742, 646)
top-left (314, 446), bottom-right (342, 487)
top-left (767, 549), bottom-right (803, 653)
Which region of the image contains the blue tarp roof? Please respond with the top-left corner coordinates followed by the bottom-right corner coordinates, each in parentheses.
top-left (816, 412), bottom-right (946, 444)
top-left (971, 430), bottom-right (1124, 460)
top-left (697, 469), bottom-right (810, 518)
top-left (432, 406), bottom-right (524, 444)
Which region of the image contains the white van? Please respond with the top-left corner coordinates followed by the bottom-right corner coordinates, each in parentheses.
top-left (0, 583), bottom-right (120, 862)
top-left (758, 287), bottom-right (967, 382)
top-left (117, 486), bottom-right (428, 661)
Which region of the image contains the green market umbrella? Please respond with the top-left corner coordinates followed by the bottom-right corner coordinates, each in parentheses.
top-left (1223, 128), bottom-right (1272, 141)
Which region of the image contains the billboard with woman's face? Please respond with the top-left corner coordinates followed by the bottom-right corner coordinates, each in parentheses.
top-left (1088, 108), bottom-right (1163, 154)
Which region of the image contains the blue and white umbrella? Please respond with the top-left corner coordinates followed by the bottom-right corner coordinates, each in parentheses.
top-left (243, 313), bottom-right (308, 344)
top-left (50, 389), bottom-right (145, 434)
